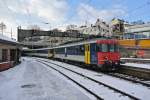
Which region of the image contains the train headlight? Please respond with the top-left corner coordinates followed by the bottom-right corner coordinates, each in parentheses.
top-left (104, 56), bottom-right (108, 60)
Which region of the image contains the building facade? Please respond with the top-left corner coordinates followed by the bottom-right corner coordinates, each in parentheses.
top-left (67, 19), bottom-right (112, 36)
top-left (123, 23), bottom-right (150, 39)
top-left (119, 23), bottom-right (150, 58)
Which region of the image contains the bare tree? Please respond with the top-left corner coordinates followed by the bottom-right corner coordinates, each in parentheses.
top-left (27, 24), bottom-right (41, 30)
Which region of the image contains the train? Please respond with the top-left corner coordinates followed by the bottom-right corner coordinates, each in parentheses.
top-left (23, 38), bottom-right (120, 71)
top-left (0, 35), bottom-right (21, 71)
top-left (119, 39), bottom-right (150, 58)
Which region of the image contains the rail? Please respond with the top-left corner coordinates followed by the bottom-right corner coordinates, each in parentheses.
top-left (37, 59), bottom-right (139, 100)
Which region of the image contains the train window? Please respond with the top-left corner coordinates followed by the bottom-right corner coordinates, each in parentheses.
top-left (67, 46), bottom-right (75, 55)
top-left (96, 44), bottom-right (102, 52)
top-left (109, 44), bottom-right (115, 52)
top-left (75, 46), bottom-right (79, 55)
top-left (101, 44), bottom-right (108, 52)
top-left (55, 48), bottom-right (64, 54)
top-left (94, 44), bottom-right (97, 52)
top-left (49, 49), bottom-right (54, 53)
top-left (37, 50), bottom-right (48, 53)
top-left (79, 45), bottom-right (84, 55)
top-left (115, 45), bottom-right (119, 52)
top-left (80, 45), bottom-right (84, 52)
top-left (2, 49), bottom-right (8, 62)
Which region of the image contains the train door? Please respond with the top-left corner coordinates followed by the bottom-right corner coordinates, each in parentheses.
top-left (65, 48), bottom-right (67, 57)
top-left (90, 43), bottom-right (97, 64)
top-left (48, 49), bottom-right (54, 58)
top-left (85, 44), bottom-right (90, 64)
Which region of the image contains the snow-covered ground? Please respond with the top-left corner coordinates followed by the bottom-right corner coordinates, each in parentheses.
top-left (122, 63), bottom-right (150, 70)
top-left (39, 59), bottom-right (131, 100)
top-left (0, 57), bottom-right (91, 100)
top-left (1, 57), bottom-right (149, 100)
top-left (35, 57), bottom-right (150, 100)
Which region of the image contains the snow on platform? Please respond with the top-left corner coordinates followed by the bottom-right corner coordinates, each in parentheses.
top-left (121, 58), bottom-right (150, 61)
top-left (122, 63), bottom-right (150, 70)
top-left (0, 58), bottom-right (91, 100)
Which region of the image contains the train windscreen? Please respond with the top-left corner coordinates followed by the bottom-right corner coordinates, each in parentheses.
top-left (109, 44), bottom-right (115, 52)
top-left (109, 44), bottom-right (119, 52)
top-left (97, 44), bottom-right (119, 52)
top-left (115, 45), bottom-right (119, 52)
top-left (97, 44), bottom-right (108, 52)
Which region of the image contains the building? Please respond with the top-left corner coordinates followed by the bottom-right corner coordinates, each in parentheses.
top-left (123, 23), bottom-right (150, 39)
top-left (66, 19), bottom-right (112, 36)
top-left (81, 19), bottom-right (111, 36)
top-left (0, 34), bottom-right (21, 71)
top-left (18, 19), bottom-right (112, 49)
top-left (119, 23), bottom-right (150, 58)
top-left (18, 27), bottom-right (83, 48)
top-left (111, 18), bottom-right (124, 38)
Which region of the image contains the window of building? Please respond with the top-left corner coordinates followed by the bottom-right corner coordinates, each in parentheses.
top-left (10, 49), bottom-right (16, 61)
top-left (0, 49), bottom-right (2, 63)
top-left (2, 49), bottom-right (8, 62)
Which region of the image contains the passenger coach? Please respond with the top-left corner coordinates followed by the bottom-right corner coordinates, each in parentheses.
top-left (24, 38), bottom-right (120, 71)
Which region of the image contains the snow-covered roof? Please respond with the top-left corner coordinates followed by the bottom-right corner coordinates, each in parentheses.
top-left (0, 34), bottom-right (19, 44)
top-left (0, 34), bottom-right (17, 43)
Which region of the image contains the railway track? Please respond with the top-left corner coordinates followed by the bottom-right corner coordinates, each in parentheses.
top-left (38, 61), bottom-right (103, 100)
top-left (107, 72), bottom-right (150, 87)
top-left (47, 58), bottom-right (150, 87)
top-left (37, 59), bottom-right (141, 100)
top-left (118, 65), bottom-right (150, 80)
top-left (57, 58), bottom-right (150, 87)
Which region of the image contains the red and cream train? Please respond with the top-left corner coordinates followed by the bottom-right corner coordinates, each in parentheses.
top-left (24, 38), bottom-right (120, 71)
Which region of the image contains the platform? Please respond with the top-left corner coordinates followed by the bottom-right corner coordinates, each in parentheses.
top-left (0, 58), bottom-right (91, 100)
top-left (122, 62), bottom-right (150, 70)
top-left (120, 63), bottom-right (150, 80)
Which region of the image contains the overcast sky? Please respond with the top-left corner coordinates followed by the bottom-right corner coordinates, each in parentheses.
top-left (0, 0), bottom-right (150, 39)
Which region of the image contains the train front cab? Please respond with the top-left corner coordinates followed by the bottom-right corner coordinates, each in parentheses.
top-left (96, 40), bottom-right (120, 71)
top-left (84, 40), bottom-right (120, 71)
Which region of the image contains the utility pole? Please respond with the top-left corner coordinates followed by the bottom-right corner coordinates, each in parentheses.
top-left (11, 28), bottom-right (13, 38)
top-left (0, 22), bottom-right (6, 35)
